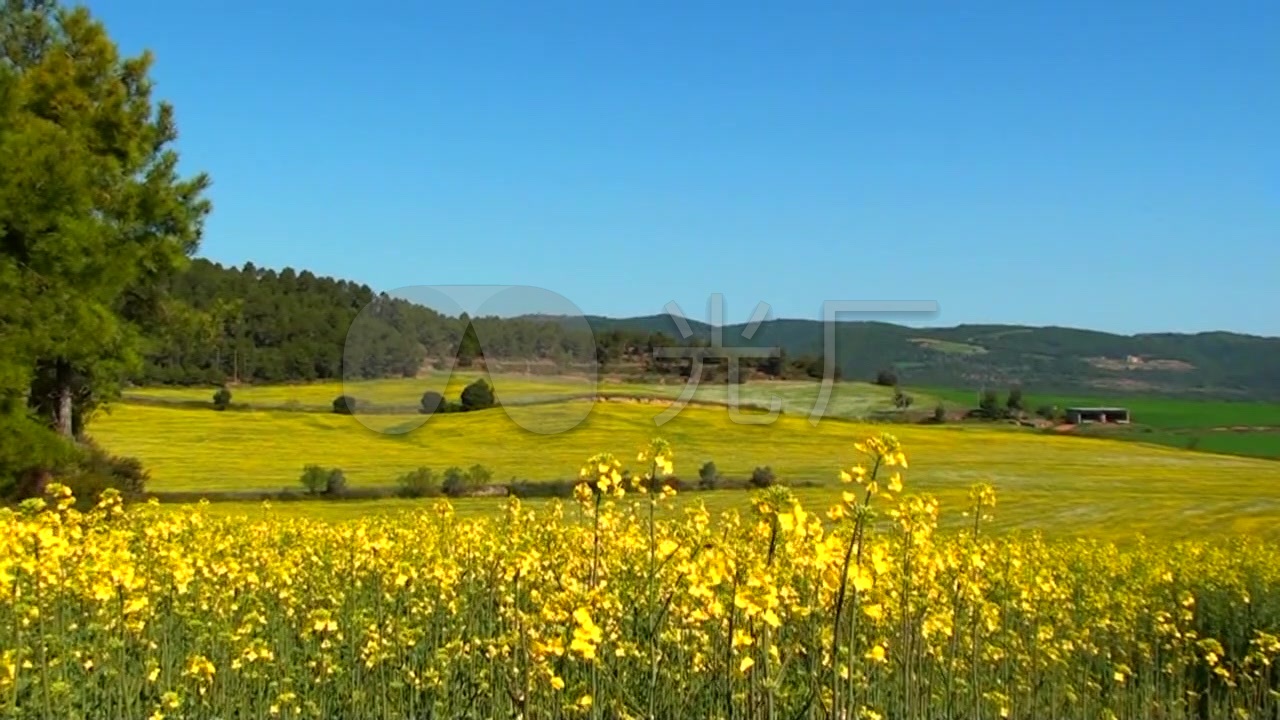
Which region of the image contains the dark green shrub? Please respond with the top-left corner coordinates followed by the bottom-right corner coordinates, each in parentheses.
top-left (3, 431), bottom-right (142, 507)
top-left (332, 395), bottom-right (358, 414)
top-left (750, 466), bottom-right (776, 488)
top-left (459, 379), bottom-right (495, 411)
top-left (420, 390), bottom-right (445, 415)
top-left (893, 387), bottom-right (914, 409)
top-left (1006, 387), bottom-right (1025, 413)
top-left (75, 441), bottom-right (149, 497)
top-left (300, 465), bottom-right (329, 494)
top-left (62, 471), bottom-right (111, 509)
top-left (874, 369), bottom-right (898, 387)
top-left (978, 390), bottom-right (1003, 420)
top-left (933, 404), bottom-right (947, 423)
top-left (0, 414), bottom-right (78, 501)
top-left (437, 465), bottom-right (495, 496)
top-left (698, 461), bottom-right (720, 490)
top-left (212, 386), bottom-right (232, 411)
top-left (442, 466), bottom-right (469, 497)
top-left (43, 445), bottom-right (151, 509)
top-left (106, 455), bottom-right (149, 495)
top-left (325, 468), bottom-right (347, 496)
top-left (396, 467), bottom-right (438, 498)
top-left (467, 464), bottom-right (493, 485)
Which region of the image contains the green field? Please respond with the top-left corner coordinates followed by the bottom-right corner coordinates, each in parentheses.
top-left (1127, 428), bottom-right (1280, 455)
top-left (93, 377), bottom-right (1280, 540)
top-left (923, 386), bottom-right (1280, 459)
top-left (925, 387), bottom-right (1280, 428)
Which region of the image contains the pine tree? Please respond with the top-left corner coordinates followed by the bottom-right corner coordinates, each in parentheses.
top-left (1, 1), bottom-right (210, 441)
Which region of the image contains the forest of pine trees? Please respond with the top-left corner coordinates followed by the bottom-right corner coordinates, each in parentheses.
top-left (137, 259), bottom-right (614, 384)
top-left (135, 259), bottom-right (840, 386)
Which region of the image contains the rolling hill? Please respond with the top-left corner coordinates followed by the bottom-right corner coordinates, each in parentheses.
top-left (577, 314), bottom-right (1280, 400)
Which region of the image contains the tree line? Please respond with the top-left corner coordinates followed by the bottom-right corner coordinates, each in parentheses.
top-left (137, 258), bottom-right (616, 385)
top-left (134, 258), bottom-right (845, 387)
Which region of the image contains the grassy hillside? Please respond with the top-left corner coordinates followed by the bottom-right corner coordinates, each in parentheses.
top-left (582, 315), bottom-right (1280, 400)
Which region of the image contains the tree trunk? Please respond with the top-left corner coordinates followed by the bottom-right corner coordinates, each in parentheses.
top-left (16, 467), bottom-right (53, 500)
top-left (53, 359), bottom-right (73, 437)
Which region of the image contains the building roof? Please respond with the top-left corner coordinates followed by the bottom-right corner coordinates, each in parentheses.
top-left (1065, 406), bottom-right (1130, 412)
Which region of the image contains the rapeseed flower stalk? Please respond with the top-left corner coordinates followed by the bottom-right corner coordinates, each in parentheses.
top-left (827, 432), bottom-right (905, 716)
top-left (634, 437), bottom-right (675, 719)
top-left (577, 452), bottom-right (624, 591)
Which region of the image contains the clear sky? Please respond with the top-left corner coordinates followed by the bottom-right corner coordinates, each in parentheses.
top-left (89, 1), bottom-right (1278, 336)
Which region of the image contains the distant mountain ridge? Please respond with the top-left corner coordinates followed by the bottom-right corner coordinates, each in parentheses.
top-left (571, 314), bottom-right (1280, 400)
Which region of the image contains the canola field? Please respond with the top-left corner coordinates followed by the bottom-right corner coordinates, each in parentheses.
top-left (4, 436), bottom-right (1279, 719)
top-left (123, 372), bottom-right (921, 418)
top-left (90, 398), bottom-right (1280, 539)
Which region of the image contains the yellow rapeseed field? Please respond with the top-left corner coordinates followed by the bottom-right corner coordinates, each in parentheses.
top-left (126, 373), bottom-right (601, 410)
top-left (90, 400), bottom-right (1280, 539)
top-left (3, 435), bottom-right (1279, 719)
top-left (123, 372), bottom-right (919, 418)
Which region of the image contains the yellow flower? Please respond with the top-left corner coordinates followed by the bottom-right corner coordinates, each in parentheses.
top-left (568, 637), bottom-right (596, 660)
top-left (739, 656), bottom-right (755, 673)
top-left (570, 608), bottom-right (603, 660)
top-left (841, 465), bottom-right (868, 484)
top-left (657, 539), bottom-right (678, 559)
top-left (777, 512), bottom-right (795, 533)
top-left (852, 567), bottom-right (874, 592)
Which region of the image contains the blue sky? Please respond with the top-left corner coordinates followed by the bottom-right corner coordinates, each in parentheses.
top-left (90, 1), bottom-right (1278, 335)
